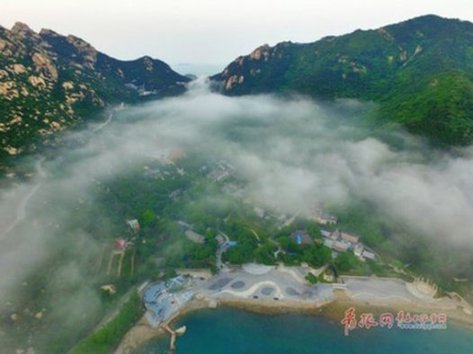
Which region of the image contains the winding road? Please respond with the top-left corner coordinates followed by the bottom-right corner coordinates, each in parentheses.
top-left (0, 107), bottom-right (118, 240)
top-left (92, 113), bottom-right (113, 132)
top-left (0, 157), bottom-right (46, 239)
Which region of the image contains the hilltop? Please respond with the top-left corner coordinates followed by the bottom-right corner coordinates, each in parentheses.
top-left (212, 15), bottom-right (473, 146)
top-left (0, 22), bottom-right (190, 161)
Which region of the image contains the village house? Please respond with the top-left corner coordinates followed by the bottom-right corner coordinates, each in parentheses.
top-left (361, 249), bottom-right (376, 260)
top-left (354, 243), bottom-right (364, 258)
top-left (312, 208), bottom-right (338, 225)
top-left (321, 228), bottom-right (376, 261)
top-left (332, 240), bottom-right (350, 253)
top-left (126, 219), bottom-right (141, 233)
top-left (340, 231), bottom-right (359, 244)
top-left (185, 229), bottom-right (205, 244)
top-left (208, 160), bottom-right (234, 182)
top-left (114, 237), bottom-right (128, 251)
top-left (290, 230), bottom-right (313, 246)
top-left (176, 221), bottom-right (205, 244)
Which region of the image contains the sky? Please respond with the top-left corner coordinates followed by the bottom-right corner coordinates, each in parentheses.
top-left (2, 0), bottom-right (473, 72)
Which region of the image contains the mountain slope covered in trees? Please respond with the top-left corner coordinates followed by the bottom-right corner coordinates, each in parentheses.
top-left (212, 15), bottom-right (473, 146)
top-left (0, 22), bottom-right (190, 161)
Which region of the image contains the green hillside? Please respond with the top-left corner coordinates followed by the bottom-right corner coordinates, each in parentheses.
top-left (212, 15), bottom-right (473, 145)
top-left (0, 22), bottom-right (190, 162)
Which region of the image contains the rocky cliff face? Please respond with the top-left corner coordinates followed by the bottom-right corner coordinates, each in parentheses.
top-left (211, 15), bottom-right (473, 145)
top-left (0, 22), bottom-right (190, 160)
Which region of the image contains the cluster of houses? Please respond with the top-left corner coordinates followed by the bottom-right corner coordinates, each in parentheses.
top-left (142, 149), bottom-right (186, 180)
top-left (177, 220), bottom-right (239, 253)
top-left (286, 206), bottom-right (376, 262)
top-left (312, 209), bottom-right (338, 226)
top-left (205, 160), bottom-right (235, 182)
top-left (107, 219), bottom-right (141, 276)
top-left (321, 229), bottom-right (376, 261)
top-left (309, 208), bottom-right (376, 261)
top-left (289, 228), bottom-right (375, 262)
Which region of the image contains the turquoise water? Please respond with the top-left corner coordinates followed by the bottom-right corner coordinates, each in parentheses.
top-left (137, 308), bottom-right (473, 354)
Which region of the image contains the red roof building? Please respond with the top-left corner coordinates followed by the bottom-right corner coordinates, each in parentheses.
top-left (114, 238), bottom-right (127, 251)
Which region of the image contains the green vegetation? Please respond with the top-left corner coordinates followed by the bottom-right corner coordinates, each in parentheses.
top-left (3, 149), bottom-right (472, 353)
top-left (272, 220), bottom-right (331, 268)
top-left (0, 23), bottom-right (189, 163)
top-left (334, 251), bottom-right (362, 273)
top-left (224, 235), bottom-right (258, 264)
top-left (277, 238), bottom-right (332, 268)
top-left (331, 199), bottom-right (473, 291)
top-left (305, 272), bottom-right (319, 284)
top-left (4, 14), bottom-right (473, 354)
top-left (213, 15), bottom-right (473, 146)
top-left (70, 292), bottom-right (144, 354)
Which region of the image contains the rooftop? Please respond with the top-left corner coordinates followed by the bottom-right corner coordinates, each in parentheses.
top-left (290, 230), bottom-right (313, 246)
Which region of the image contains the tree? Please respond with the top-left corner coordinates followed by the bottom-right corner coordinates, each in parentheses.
top-left (305, 272), bottom-right (319, 284)
top-left (307, 222), bottom-right (322, 239)
top-left (255, 242), bottom-right (276, 265)
top-left (141, 209), bottom-right (156, 226)
top-left (279, 236), bottom-right (302, 255)
top-left (302, 245), bottom-right (331, 267)
top-left (334, 251), bottom-right (360, 273)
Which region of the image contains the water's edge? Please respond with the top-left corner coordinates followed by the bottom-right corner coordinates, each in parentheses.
top-left (136, 307), bottom-right (473, 354)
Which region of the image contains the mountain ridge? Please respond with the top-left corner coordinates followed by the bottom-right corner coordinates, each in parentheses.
top-left (0, 22), bottom-right (190, 161)
top-left (211, 14), bottom-right (473, 146)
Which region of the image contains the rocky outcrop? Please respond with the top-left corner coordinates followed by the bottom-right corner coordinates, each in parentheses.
top-left (66, 34), bottom-right (98, 68)
top-left (210, 15), bottom-right (473, 145)
top-left (10, 22), bottom-right (37, 39)
top-left (249, 44), bottom-right (270, 61)
top-left (12, 64), bottom-right (26, 74)
top-left (31, 52), bottom-right (58, 81)
top-left (0, 21), bottom-right (190, 161)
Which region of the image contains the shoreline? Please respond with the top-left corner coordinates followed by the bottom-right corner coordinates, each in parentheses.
top-left (115, 291), bottom-right (473, 354)
top-left (115, 299), bottom-right (211, 354)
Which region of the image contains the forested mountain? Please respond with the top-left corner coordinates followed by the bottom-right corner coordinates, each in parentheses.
top-left (212, 15), bottom-right (473, 145)
top-left (0, 22), bottom-right (189, 160)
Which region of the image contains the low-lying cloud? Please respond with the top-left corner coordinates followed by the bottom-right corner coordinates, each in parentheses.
top-left (1, 78), bottom-right (473, 351)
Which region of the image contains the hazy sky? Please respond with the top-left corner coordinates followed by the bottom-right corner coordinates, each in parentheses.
top-left (2, 0), bottom-right (473, 70)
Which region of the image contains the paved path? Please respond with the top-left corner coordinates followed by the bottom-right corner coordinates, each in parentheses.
top-left (0, 107), bottom-right (116, 239)
top-left (92, 113), bottom-right (113, 132)
top-left (197, 265), bottom-right (335, 303)
top-left (0, 157), bottom-right (46, 239)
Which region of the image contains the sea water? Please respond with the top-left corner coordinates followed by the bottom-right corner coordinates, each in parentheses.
top-left (137, 308), bottom-right (473, 354)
